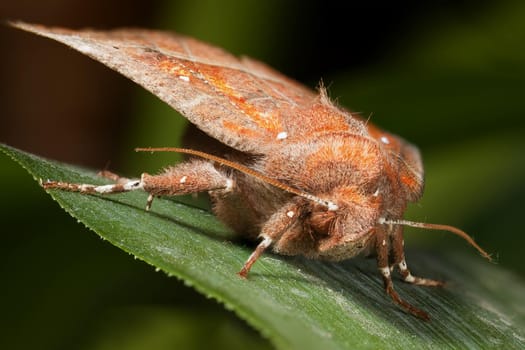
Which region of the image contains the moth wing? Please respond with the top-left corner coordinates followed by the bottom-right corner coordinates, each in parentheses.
top-left (12, 22), bottom-right (357, 154)
top-left (366, 124), bottom-right (425, 201)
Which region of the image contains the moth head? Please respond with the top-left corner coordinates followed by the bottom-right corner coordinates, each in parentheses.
top-left (308, 185), bottom-right (383, 238)
top-left (315, 186), bottom-right (491, 262)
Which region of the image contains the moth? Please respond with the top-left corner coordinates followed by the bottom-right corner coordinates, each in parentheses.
top-left (12, 21), bottom-right (491, 320)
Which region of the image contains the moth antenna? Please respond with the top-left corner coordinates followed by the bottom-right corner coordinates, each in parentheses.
top-left (135, 147), bottom-right (338, 211)
top-left (378, 218), bottom-right (492, 262)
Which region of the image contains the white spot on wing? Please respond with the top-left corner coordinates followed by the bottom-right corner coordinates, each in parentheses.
top-left (179, 75), bottom-right (190, 82)
top-left (180, 95), bottom-right (206, 110)
top-left (179, 176), bottom-right (187, 184)
top-left (380, 136), bottom-right (390, 144)
top-left (77, 44), bottom-right (95, 55)
top-left (276, 131), bottom-right (288, 140)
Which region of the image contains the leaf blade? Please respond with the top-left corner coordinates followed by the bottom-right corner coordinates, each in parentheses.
top-left (2, 143), bottom-right (525, 350)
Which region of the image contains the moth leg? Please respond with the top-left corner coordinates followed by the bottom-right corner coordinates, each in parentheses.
top-left (238, 201), bottom-right (303, 278)
top-left (390, 227), bottom-right (444, 287)
top-left (376, 227), bottom-right (430, 320)
top-left (97, 170), bottom-right (131, 183)
top-left (43, 159), bottom-right (233, 211)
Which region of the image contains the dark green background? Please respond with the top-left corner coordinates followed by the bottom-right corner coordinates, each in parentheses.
top-left (1, 1), bottom-right (524, 349)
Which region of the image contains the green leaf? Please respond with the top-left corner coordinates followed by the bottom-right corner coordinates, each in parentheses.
top-left (2, 143), bottom-right (525, 349)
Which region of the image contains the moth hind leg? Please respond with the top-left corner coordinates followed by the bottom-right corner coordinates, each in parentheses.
top-left (42, 176), bottom-right (143, 195)
top-left (97, 170), bottom-right (132, 183)
top-left (390, 226), bottom-right (445, 287)
top-left (43, 159), bottom-right (234, 211)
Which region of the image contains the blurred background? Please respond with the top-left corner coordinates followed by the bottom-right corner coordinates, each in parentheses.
top-left (1, 1), bottom-right (524, 349)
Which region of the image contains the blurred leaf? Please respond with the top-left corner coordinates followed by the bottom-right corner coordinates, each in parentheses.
top-left (87, 306), bottom-right (270, 350)
top-left (410, 133), bottom-right (525, 223)
top-left (330, 1), bottom-right (525, 147)
top-left (326, 0), bottom-right (525, 278)
top-left (2, 143), bottom-right (525, 349)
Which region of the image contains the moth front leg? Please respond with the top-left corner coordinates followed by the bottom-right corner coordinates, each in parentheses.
top-left (43, 159), bottom-right (233, 211)
top-left (238, 200), bottom-right (304, 278)
top-left (375, 227), bottom-right (430, 320)
top-left (390, 226), bottom-right (444, 287)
